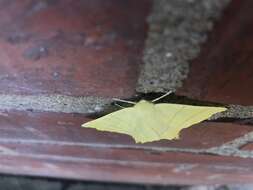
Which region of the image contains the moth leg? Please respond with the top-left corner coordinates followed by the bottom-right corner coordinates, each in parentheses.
top-left (152, 91), bottom-right (173, 103)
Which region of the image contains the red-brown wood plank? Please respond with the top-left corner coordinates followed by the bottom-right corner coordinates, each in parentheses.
top-left (0, 146), bottom-right (252, 185)
top-left (0, 110), bottom-right (252, 185)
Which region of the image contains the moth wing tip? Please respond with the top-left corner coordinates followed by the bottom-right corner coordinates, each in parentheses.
top-left (81, 123), bottom-right (92, 128)
top-left (81, 124), bottom-right (87, 128)
top-left (223, 107), bottom-right (228, 111)
top-left (214, 107), bottom-right (227, 114)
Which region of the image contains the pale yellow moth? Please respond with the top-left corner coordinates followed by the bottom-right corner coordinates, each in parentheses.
top-left (82, 92), bottom-right (227, 143)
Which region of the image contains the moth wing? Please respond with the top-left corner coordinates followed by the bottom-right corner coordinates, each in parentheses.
top-left (82, 107), bottom-right (155, 143)
top-left (154, 103), bottom-right (227, 139)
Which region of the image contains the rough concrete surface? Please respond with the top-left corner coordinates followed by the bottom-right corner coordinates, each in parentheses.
top-left (211, 105), bottom-right (253, 119)
top-left (0, 94), bottom-right (111, 114)
top-left (0, 94), bottom-right (252, 120)
top-left (207, 131), bottom-right (253, 158)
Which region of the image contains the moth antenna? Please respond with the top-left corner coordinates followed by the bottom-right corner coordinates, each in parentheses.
top-left (114, 102), bottom-right (125, 109)
top-left (113, 98), bottom-right (136, 105)
top-left (152, 91), bottom-right (173, 103)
